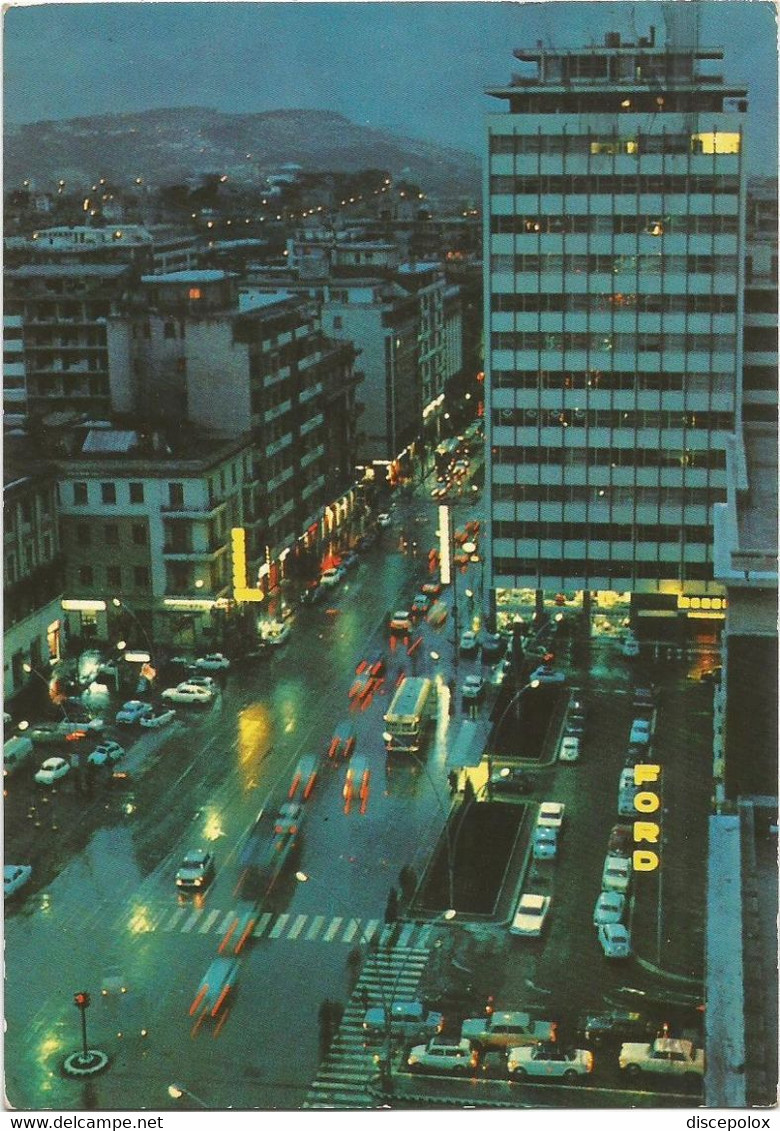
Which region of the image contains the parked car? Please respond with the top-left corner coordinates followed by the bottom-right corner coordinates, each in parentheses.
top-left (621, 634), bottom-right (640, 657)
top-left (598, 922), bottom-right (632, 960)
top-left (34, 756), bottom-right (71, 786)
top-left (461, 1011), bottom-right (556, 1051)
top-left (4, 864), bottom-right (32, 898)
top-left (319, 567), bottom-right (343, 588)
top-left (607, 824), bottom-right (633, 858)
top-left (559, 736), bottom-right (581, 763)
top-left (389, 610), bottom-right (412, 634)
top-left (564, 695), bottom-right (586, 737)
top-left (180, 674), bottom-right (216, 689)
top-left (576, 1010), bottom-right (657, 1046)
top-left (461, 675), bottom-right (485, 702)
top-left (193, 653), bottom-right (230, 671)
top-left (619, 1037), bottom-right (705, 1078)
top-left (459, 630), bottom-right (479, 656)
top-left (537, 801), bottom-right (565, 832)
top-left (593, 890), bottom-right (626, 926)
top-left (140, 708), bottom-right (176, 729)
top-left (510, 892), bottom-right (551, 938)
top-left (602, 855), bottom-right (632, 893)
top-left (407, 1037), bottom-right (478, 1075)
top-left (161, 683), bottom-right (213, 705)
top-left (618, 767), bottom-right (639, 817)
top-left (115, 700), bottom-right (154, 725)
top-left (629, 718), bottom-right (652, 746)
top-left (530, 664), bottom-right (566, 684)
top-left (489, 766), bottom-right (532, 795)
top-left (376, 513), bottom-right (392, 529)
top-left (507, 1043), bottom-right (593, 1080)
top-left (533, 826), bottom-right (558, 861)
top-left (176, 849), bottom-right (216, 891)
top-left (3, 735), bottom-right (34, 776)
top-left (88, 741), bottom-right (125, 766)
top-left (362, 1001), bottom-right (443, 1042)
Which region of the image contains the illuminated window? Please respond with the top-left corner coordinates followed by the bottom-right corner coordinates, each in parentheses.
top-left (691, 132), bottom-right (741, 155)
top-left (189, 287), bottom-right (202, 300)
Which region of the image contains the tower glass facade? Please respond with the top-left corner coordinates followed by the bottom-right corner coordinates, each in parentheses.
top-left (484, 32), bottom-right (748, 619)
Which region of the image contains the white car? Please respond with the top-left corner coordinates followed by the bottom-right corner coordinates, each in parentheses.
top-left (508, 1043), bottom-right (593, 1079)
top-left (559, 736), bottom-right (580, 763)
top-left (34, 756), bottom-right (71, 786)
top-left (88, 741), bottom-right (125, 766)
top-left (593, 890), bottom-right (626, 926)
top-left (602, 855), bottom-right (632, 893)
top-left (621, 634), bottom-right (640, 657)
top-left (193, 653), bottom-right (230, 671)
top-left (319, 568), bottom-right (343, 588)
top-left (184, 674), bottom-right (217, 689)
top-left (377, 513), bottom-right (392, 528)
top-left (530, 665), bottom-right (566, 684)
top-left (537, 801), bottom-right (565, 832)
top-left (115, 700), bottom-right (154, 725)
top-left (140, 708), bottom-right (176, 729)
top-left (161, 683), bottom-right (213, 705)
top-left (4, 864), bottom-right (32, 898)
top-left (510, 892), bottom-right (551, 937)
top-left (598, 922), bottom-right (632, 960)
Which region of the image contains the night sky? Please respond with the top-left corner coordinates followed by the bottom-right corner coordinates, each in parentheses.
top-left (4, 1), bottom-right (778, 173)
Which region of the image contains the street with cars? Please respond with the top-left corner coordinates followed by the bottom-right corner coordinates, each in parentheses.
top-left (4, 440), bottom-right (716, 1111)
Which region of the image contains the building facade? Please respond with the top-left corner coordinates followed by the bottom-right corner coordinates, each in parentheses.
top-left (484, 30), bottom-right (748, 627)
top-left (4, 263), bottom-right (133, 424)
top-left (3, 459), bottom-right (65, 700)
top-left (56, 427), bottom-right (255, 651)
top-left (107, 272), bottom-right (361, 588)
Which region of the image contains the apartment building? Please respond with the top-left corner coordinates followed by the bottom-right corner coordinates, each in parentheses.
top-left (4, 263), bottom-right (133, 424)
top-left (56, 425), bottom-right (255, 650)
top-left (484, 28), bottom-right (748, 628)
top-left (107, 272), bottom-right (360, 586)
top-left (3, 457), bottom-right (65, 700)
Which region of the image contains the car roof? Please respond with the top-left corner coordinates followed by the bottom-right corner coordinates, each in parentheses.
top-left (520, 893), bottom-right (548, 910)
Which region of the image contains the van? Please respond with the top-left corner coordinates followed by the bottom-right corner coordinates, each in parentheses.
top-left (4, 735), bottom-right (34, 776)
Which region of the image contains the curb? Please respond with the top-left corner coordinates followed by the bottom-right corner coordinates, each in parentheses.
top-left (633, 955), bottom-right (705, 988)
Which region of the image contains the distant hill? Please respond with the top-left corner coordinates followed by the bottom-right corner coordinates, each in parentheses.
top-left (4, 106), bottom-right (481, 199)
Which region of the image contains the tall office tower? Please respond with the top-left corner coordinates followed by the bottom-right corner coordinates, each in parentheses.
top-left (484, 26), bottom-right (748, 631)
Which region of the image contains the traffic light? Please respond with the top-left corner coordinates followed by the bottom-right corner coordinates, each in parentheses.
top-left (73, 991), bottom-right (91, 1008)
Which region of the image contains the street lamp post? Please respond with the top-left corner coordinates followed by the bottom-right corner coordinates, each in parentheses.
top-left (111, 597), bottom-right (153, 657)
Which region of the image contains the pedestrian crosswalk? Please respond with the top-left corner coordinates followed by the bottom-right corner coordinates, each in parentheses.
top-left (122, 902), bottom-right (437, 951)
top-left (303, 937), bottom-right (433, 1109)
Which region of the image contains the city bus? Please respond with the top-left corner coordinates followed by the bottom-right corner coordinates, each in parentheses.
top-left (382, 676), bottom-right (437, 754)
